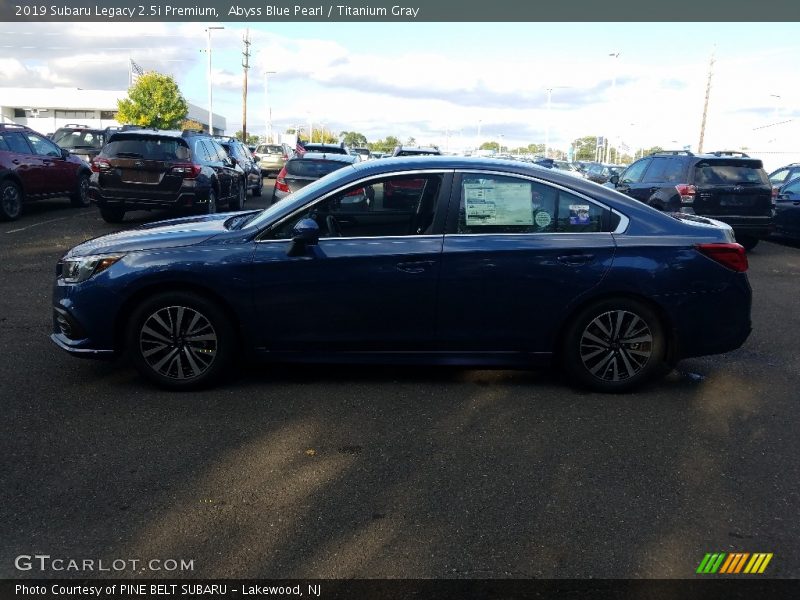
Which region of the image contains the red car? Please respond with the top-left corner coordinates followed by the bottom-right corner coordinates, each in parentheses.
top-left (0, 123), bottom-right (91, 221)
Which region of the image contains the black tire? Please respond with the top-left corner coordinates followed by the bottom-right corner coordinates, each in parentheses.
top-left (99, 205), bottom-right (125, 223)
top-left (0, 179), bottom-right (23, 221)
top-left (70, 173), bottom-right (90, 207)
top-left (252, 175), bottom-right (262, 197)
top-left (198, 188), bottom-right (217, 215)
top-left (229, 180), bottom-right (245, 210)
top-left (561, 298), bottom-right (666, 393)
top-left (737, 235), bottom-right (759, 251)
top-left (127, 291), bottom-right (235, 390)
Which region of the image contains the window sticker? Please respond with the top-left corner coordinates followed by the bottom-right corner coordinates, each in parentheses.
top-left (464, 182), bottom-right (533, 226)
top-left (569, 204), bottom-right (591, 225)
top-left (534, 211), bottom-right (552, 228)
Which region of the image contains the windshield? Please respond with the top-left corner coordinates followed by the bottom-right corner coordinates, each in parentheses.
top-left (53, 130), bottom-right (105, 149)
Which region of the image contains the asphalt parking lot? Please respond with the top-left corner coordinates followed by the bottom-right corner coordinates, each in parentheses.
top-left (1, 184), bottom-right (799, 579)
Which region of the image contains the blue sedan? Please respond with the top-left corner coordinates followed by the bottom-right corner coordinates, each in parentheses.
top-left (52, 156), bottom-right (752, 392)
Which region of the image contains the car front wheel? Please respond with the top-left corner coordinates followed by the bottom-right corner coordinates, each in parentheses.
top-left (0, 179), bottom-right (23, 221)
top-left (562, 298), bottom-right (666, 393)
top-left (128, 291), bottom-right (235, 389)
top-left (99, 205), bottom-right (125, 223)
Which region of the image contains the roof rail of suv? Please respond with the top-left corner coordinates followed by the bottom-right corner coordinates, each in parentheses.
top-left (0, 123), bottom-right (28, 130)
top-left (650, 150), bottom-right (694, 156)
top-left (182, 128), bottom-right (206, 136)
top-left (64, 123), bottom-right (90, 128)
top-left (708, 150), bottom-right (750, 158)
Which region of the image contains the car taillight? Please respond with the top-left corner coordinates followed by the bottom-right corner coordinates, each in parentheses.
top-left (695, 243), bottom-right (748, 272)
top-left (171, 163), bottom-right (202, 178)
top-left (676, 184), bottom-right (696, 204)
top-left (771, 186), bottom-right (778, 206)
top-left (275, 167), bottom-right (290, 193)
top-left (281, 154), bottom-right (288, 160)
top-left (344, 187), bottom-right (364, 197)
top-left (91, 158), bottom-right (111, 173)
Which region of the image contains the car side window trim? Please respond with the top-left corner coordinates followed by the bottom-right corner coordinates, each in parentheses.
top-left (254, 169), bottom-right (455, 242)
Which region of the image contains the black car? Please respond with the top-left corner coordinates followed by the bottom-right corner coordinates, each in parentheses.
top-left (608, 151), bottom-right (774, 250)
top-left (51, 124), bottom-right (108, 164)
top-left (217, 137), bottom-right (263, 198)
top-left (0, 123), bottom-right (91, 221)
top-left (300, 142), bottom-right (349, 155)
top-left (89, 129), bottom-right (245, 223)
top-left (392, 145), bottom-right (442, 157)
top-left (773, 177), bottom-right (800, 240)
top-left (585, 163), bottom-right (623, 184)
top-left (272, 152), bottom-right (360, 204)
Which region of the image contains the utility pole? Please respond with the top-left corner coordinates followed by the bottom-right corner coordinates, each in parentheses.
top-left (698, 47), bottom-right (715, 154)
top-left (241, 29), bottom-right (251, 142)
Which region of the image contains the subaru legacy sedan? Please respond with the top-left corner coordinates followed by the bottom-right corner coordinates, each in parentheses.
top-left (52, 156), bottom-right (752, 392)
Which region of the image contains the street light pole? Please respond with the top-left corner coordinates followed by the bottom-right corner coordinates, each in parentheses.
top-left (606, 51), bottom-right (620, 162)
top-left (264, 70), bottom-right (276, 142)
top-left (206, 26), bottom-right (224, 134)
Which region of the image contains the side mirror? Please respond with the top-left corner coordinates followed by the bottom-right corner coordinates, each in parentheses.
top-left (287, 218), bottom-right (320, 256)
top-left (61, 148), bottom-right (70, 159)
top-left (609, 174), bottom-right (620, 186)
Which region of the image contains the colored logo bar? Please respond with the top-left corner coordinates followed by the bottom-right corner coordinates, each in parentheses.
top-left (696, 553), bottom-right (773, 574)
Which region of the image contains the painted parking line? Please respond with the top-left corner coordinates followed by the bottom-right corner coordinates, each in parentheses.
top-left (4, 215), bottom-right (73, 234)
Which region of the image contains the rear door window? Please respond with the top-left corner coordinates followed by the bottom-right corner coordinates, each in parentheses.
top-left (456, 174), bottom-right (611, 234)
top-left (0, 132), bottom-right (31, 154)
top-left (642, 157), bottom-right (684, 183)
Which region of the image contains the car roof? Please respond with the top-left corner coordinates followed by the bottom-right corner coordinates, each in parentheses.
top-left (291, 152), bottom-right (358, 164)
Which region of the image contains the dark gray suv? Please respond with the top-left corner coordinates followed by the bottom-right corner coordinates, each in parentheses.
top-left (89, 129), bottom-right (245, 223)
top-left (609, 151), bottom-right (774, 250)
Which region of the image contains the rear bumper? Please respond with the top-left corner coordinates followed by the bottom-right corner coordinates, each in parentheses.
top-left (90, 188), bottom-right (208, 210)
top-left (707, 215), bottom-right (774, 238)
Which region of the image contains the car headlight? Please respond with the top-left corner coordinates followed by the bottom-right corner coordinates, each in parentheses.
top-left (60, 254), bottom-right (124, 283)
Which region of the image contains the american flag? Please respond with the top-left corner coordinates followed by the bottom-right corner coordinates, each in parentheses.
top-left (295, 138), bottom-right (306, 156)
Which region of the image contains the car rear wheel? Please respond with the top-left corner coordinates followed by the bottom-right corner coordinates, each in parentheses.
top-left (737, 235), bottom-right (759, 251)
top-left (198, 189), bottom-right (217, 215)
top-left (70, 173), bottom-right (90, 207)
top-left (128, 291), bottom-right (235, 389)
top-left (0, 180), bottom-right (23, 221)
top-left (99, 205), bottom-right (125, 223)
top-left (562, 298), bottom-right (666, 393)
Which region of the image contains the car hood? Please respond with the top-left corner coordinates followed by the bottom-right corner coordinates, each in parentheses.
top-left (65, 213), bottom-right (235, 257)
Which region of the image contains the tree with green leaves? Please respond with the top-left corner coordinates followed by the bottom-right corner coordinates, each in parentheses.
top-left (117, 72), bottom-right (188, 130)
top-left (235, 131), bottom-right (261, 145)
top-left (479, 141), bottom-right (499, 152)
top-left (340, 131), bottom-right (369, 148)
top-left (369, 136), bottom-right (401, 153)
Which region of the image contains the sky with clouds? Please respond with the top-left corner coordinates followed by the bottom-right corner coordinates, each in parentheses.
top-left (1, 21), bottom-right (798, 156)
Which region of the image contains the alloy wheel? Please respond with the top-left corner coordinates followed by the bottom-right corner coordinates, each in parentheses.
top-left (579, 310), bottom-right (653, 382)
top-left (139, 305), bottom-right (218, 380)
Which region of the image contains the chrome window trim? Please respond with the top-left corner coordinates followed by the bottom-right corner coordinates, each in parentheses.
top-left (455, 169), bottom-right (630, 235)
top-left (255, 169), bottom-right (453, 242)
top-left (255, 234), bottom-right (444, 245)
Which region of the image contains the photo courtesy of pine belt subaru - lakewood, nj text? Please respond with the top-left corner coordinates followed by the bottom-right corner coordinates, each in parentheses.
top-left (51, 156), bottom-right (753, 393)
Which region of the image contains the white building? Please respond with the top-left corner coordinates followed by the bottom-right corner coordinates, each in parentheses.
top-left (0, 87), bottom-right (226, 136)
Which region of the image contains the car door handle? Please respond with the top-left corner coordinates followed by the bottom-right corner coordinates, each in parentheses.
top-left (11, 159), bottom-right (20, 164)
top-left (396, 260), bottom-right (435, 274)
top-left (557, 253), bottom-right (595, 266)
